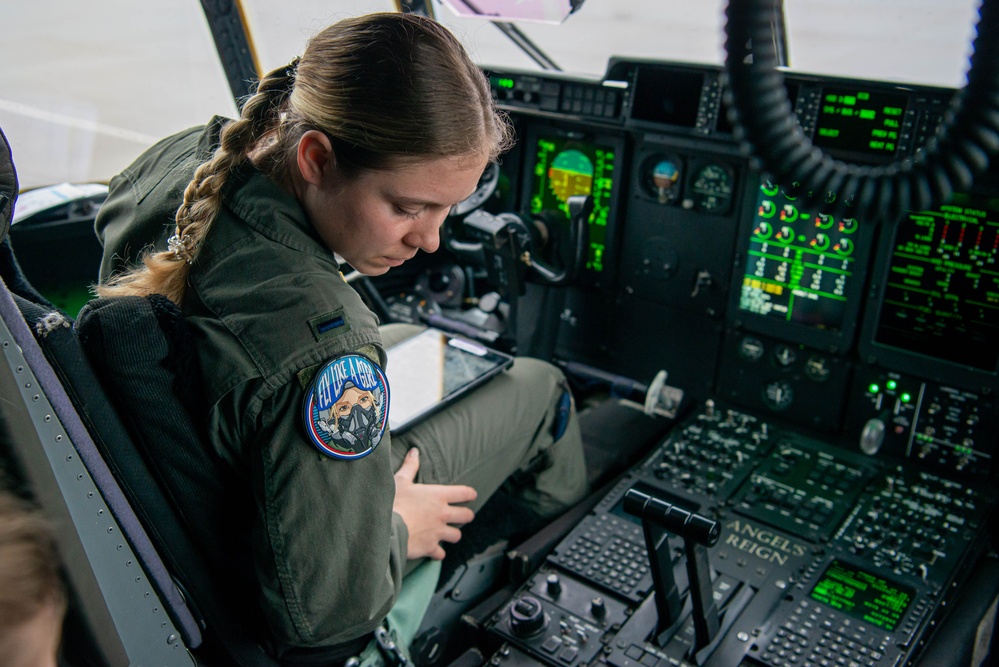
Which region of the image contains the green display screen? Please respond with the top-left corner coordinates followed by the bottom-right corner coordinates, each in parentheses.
top-left (491, 75), bottom-right (515, 90)
top-left (874, 193), bottom-right (999, 370)
top-left (813, 86), bottom-right (908, 158)
top-left (528, 134), bottom-right (617, 273)
top-left (738, 178), bottom-right (859, 330)
top-left (809, 560), bottom-right (915, 632)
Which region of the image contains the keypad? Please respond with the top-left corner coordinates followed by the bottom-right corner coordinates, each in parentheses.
top-left (552, 514), bottom-right (650, 600)
top-left (761, 599), bottom-right (891, 667)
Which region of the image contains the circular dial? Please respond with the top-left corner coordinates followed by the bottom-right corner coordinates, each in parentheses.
top-left (805, 355), bottom-right (832, 382)
top-left (739, 336), bottom-right (765, 362)
top-left (761, 380), bottom-right (794, 411)
top-left (690, 163), bottom-right (735, 214)
top-left (643, 156), bottom-right (682, 204)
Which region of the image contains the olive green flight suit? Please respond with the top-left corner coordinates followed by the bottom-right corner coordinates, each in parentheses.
top-left (94, 119), bottom-right (588, 653)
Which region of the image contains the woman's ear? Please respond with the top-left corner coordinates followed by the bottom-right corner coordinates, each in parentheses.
top-left (297, 130), bottom-right (335, 187)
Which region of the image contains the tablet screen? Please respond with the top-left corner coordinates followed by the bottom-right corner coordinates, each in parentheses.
top-left (386, 328), bottom-right (514, 433)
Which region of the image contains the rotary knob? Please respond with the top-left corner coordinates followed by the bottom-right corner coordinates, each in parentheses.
top-left (509, 595), bottom-right (547, 637)
top-left (590, 596), bottom-right (607, 620)
top-left (545, 573), bottom-right (562, 598)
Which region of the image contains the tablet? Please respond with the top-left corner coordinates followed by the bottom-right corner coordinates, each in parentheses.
top-left (386, 328), bottom-right (514, 434)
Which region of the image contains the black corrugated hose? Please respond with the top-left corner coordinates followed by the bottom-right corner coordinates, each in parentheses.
top-left (723, 0), bottom-right (999, 224)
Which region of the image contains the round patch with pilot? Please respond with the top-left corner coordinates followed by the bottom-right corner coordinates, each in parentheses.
top-left (303, 354), bottom-right (390, 459)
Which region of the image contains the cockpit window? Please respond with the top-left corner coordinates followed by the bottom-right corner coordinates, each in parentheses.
top-left (2, 1), bottom-right (236, 190)
top-left (0, 0), bottom-right (983, 189)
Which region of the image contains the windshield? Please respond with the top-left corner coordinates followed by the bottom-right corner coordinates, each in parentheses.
top-left (0, 0), bottom-right (982, 190)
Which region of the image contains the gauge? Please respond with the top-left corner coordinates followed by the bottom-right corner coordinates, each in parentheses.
top-left (833, 237), bottom-right (854, 256)
top-left (762, 380), bottom-right (795, 411)
top-left (774, 225), bottom-right (794, 244)
top-left (758, 199), bottom-right (777, 219)
top-left (690, 163), bottom-right (735, 214)
top-left (450, 161), bottom-right (500, 217)
top-left (810, 233), bottom-right (830, 251)
top-left (642, 155), bottom-right (682, 204)
top-left (804, 355), bottom-right (832, 382)
top-left (738, 336), bottom-right (765, 362)
top-left (814, 212), bottom-right (834, 229)
top-left (780, 203), bottom-right (799, 223)
top-left (754, 220), bottom-right (774, 239)
top-left (772, 344), bottom-right (797, 367)
top-left (780, 181), bottom-right (802, 200)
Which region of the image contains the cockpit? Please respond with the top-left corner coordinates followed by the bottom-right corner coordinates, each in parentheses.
top-left (1, 1), bottom-right (998, 666)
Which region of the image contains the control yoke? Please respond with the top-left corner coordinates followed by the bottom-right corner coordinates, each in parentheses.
top-left (623, 489), bottom-right (721, 653)
top-left (460, 194), bottom-right (593, 294)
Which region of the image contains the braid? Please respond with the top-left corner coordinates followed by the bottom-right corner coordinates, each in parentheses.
top-left (97, 62), bottom-right (298, 305)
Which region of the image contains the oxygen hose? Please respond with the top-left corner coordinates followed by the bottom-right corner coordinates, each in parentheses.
top-left (723, 0), bottom-right (999, 223)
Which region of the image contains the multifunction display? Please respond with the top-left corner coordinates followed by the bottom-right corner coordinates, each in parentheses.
top-left (874, 193), bottom-right (999, 371)
top-left (809, 560), bottom-right (915, 632)
top-left (738, 179), bottom-right (860, 331)
top-left (528, 133), bottom-right (618, 273)
top-left (813, 86), bottom-right (908, 158)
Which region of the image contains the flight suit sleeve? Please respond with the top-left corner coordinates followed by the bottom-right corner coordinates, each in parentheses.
top-left (212, 373), bottom-right (409, 648)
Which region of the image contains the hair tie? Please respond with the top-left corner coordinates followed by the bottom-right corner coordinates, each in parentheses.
top-left (167, 231), bottom-right (198, 264)
top-left (286, 56), bottom-right (301, 86)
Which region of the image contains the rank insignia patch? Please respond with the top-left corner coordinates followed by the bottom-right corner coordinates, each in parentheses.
top-left (303, 354), bottom-right (390, 459)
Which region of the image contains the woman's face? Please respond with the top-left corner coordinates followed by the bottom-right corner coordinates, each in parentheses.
top-left (305, 151), bottom-right (488, 275)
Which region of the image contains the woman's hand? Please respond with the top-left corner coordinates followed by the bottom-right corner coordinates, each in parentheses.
top-left (393, 448), bottom-right (477, 560)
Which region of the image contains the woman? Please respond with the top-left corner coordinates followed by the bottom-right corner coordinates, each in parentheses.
top-left (94, 11), bottom-right (587, 661)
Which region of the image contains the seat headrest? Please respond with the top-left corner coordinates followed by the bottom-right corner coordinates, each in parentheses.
top-left (0, 126), bottom-right (17, 244)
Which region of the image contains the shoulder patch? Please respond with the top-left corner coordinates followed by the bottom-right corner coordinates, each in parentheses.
top-left (309, 308), bottom-right (352, 342)
top-left (303, 354), bottom-right (390, 459)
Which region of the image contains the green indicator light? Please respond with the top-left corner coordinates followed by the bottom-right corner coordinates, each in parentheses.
top-left (901, 393), bottom-right (912, 403)
top-left (497, 77), bottom-right (514, 89)
top-left (886, 380), bottom-right (897, 390)
top-left (869, 383), bottom-right (880, 394)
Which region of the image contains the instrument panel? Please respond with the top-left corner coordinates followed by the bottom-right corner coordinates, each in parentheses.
top-left (457, 58), bottom-right (999, 667)
top-left (481, 402), bottom-right (995, 667)
top-left (480, 58), bottom-right (998, 476)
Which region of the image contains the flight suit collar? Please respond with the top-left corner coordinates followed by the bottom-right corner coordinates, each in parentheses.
top-left (196, 117), bottom-right (338, 267)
